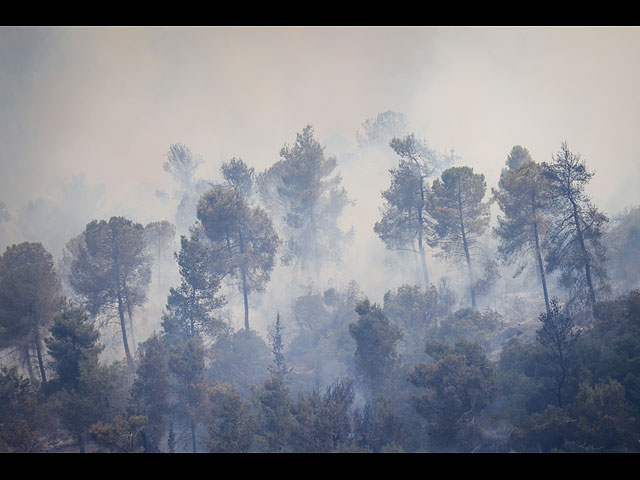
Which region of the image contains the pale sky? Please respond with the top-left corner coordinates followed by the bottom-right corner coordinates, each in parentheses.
top-left (1, 25), bottom-right (639, 248)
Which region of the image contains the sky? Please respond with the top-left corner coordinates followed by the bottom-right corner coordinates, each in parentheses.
top-left (1, 26), bottom-right (639, 308)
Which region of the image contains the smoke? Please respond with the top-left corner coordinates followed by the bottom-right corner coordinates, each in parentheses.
top-left (1, 26), bottom-right (639, 341)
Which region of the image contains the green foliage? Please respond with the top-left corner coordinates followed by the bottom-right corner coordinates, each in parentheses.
top-left (429, 166), bottom-right (490, 308)
top-left (55, 360), bottom-right (129, 453)
top-left (168, 335), bottom-right (209, 452)
top-left (46, 307), bottom-right (129, 451)
top-left (207, 328), bottom-right (271, 397)
top-left (257, 125), bottom-right (351, 277)
top-left (0, 367), bottom-right (43, 452)
top-left (207, 382), bottom-right (258, 453)
top-left (254, 375), bottom-right (297, 452)
top-left (286, 287), bottom-right (358, 392)
top-left (268, 312), bottom-right (290, 380)
top-left (512, 379), bottom-right (639, 452)
top-left (67, 216), bottom-right (151, 368)
top-left (291, 377), bottom-right (355, 452)
top-left (197, 185), bottom-right (280, 330)
top-left (433, 308), bottom-right (505, 355)
top-left (375, 134), bottom-right (438, 288)
top-left (162, 226), bottom-right (226, 342)
top-left (45, 305), bottom-right (104, 392)
top-left (383, 284), bottom-right (447, 363)
top-left (349, 299), bottom-right (402, 395)
top-left (581, 290), bottom-right (640, 416)
top-left (221, 157), bottom-right (255, 200)
top-left (354, 394), bottom-right (404, 452)
top-left (0, 242), bottom-right (62, 382)
top-left (409, 338), bottom-right (497, 449)
top-left (604, 206), bottom-right (640, 292)
top-left (492, 147), bottom-right (550, 277)
top-left (143, 220), bottom-right (176, 279)
top-left (89, 415), bottom-right (148, 453)
top-left (130, 333), bottom-right (171, 452)
top-left (496, 337), bottom-right (553, 424)
top-left (536, 299), bottom-right (580, 408)
top-left (542, 142), bottom-right (609, 307)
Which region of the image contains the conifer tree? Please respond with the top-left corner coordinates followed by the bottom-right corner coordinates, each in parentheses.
top-left (67, 217), bottom-right (151, 369)
top-left (197, 185), bottom-right (280, 330)
top-left (257, 125), bottom-right (351, 285)
top-left (430, 166), bottom-right (490, 309)
top-left (374, 134), bottom-right (437, 290)
top-left (0, 242), bottom-right (62, 382)
top-left (493, 146), bottom-right (553, 315)
top-left (542, 142), bottom-right (608, 308)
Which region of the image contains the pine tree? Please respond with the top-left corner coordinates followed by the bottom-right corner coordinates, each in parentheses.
top-left (197, 185), bottom-right (280, 330)
top-left (542, 142), bottom-right (608, 308)
top-left (67, 217), bottom-right (151, 368)
top-left (374, 134), bottom-right (437, 290)
top-left (268, 312), bottom-right (290, 380)
top-left (257, 125), bottom-right (351, 285)
top-left (430, 166), bottom-right (490, 309)
top-left (0, 242), bottom-right (62, 382)
top-left (493, 146), bottom-right (553, 315)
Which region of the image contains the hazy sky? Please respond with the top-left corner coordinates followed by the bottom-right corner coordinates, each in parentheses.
top-left (1, 25), bottom-right (639, 241)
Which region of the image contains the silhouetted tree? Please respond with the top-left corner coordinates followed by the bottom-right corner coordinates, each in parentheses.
top-left (161, 143), bottom-right (210, 235)
top-left (604, 206), bottom-right (640, 292)
top-left (542, 142), bottom-right (608, 308)
top-left (374, 135), bottom-right (437, 289)
top-left (409, 338), bottom-right (497, 450)
top-left (46, 305), bottom-right (128, 452)
top-left (130, 333), bottom-right (171, 452)
top-left (197, 185), bottom-right (280, 330)
top-left (168, 335), bottom-right (209, 453)
top-left (207, 382), bottom-right (258, 453)
top-left (430, 166), bottom-right (490, 309)
top-left (89, 415), bottom-right (147, 453)
top-left (268, 311), bottom-right (290, 381)
top-left (221, 157), bottom-right (255, 201)
top-left (292, 377), bottom-right (355, 452)
top-left (0, 366), bottom-right (43, 452)
top-left (349, 299), bottom-right (402, 395)
top-left (493, 146), bottom-right (553, 314)
top-left (161, 226), bottom-right (226, 342)
top-left (257, 125), bottom-right (351, 285)
top-left (67, 217), bottom-right (151, 368)
top-left (254, 374), bottom-right (297, 452)
top-left (536, 298), bottom-right (579, 408)
top-left (0, 242), bottom-right (62, 382)
top-left (144, 220), bottom-right (176, 283)
top-left (356, 110), bottom-right (408, 148)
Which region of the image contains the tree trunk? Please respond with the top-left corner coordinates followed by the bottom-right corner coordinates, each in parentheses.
top-left (126, 299), bottom-right (137, 355)
top-left (556, 339), bottom-right (566, 408)
top-left (571, 200), bottom-right (597, 307)
top-left (416, 173), bottom-right (430, 289)
top-left (23, 346), bottom-right (35, 381)
top-left (533, 219), bottom-right (551, 316)
top-left (410, 239), bottom-right (421, 284)
top-left (190, 418), bottom-right (197, 453)
top-left (78, 431), bottom-right (86, 453)
top-left (418, 236), bottom-right (430, 292)
top-left (457, 186), bottom-right (476, 309)
top-left (117, 292), bottom-right (134, 369)
top-left (33, 329), bottom-right (47, 383)
top-left (241, 269), bottom-right (249, 331)
top-left (238, 230), bottom-right (250, 330)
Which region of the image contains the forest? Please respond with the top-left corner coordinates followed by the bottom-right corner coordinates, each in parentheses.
top-left (1, 111), bottom-right (640, 454)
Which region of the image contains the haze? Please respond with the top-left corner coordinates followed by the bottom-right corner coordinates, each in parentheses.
top-left (1, 25), bottom-right (639, 329)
